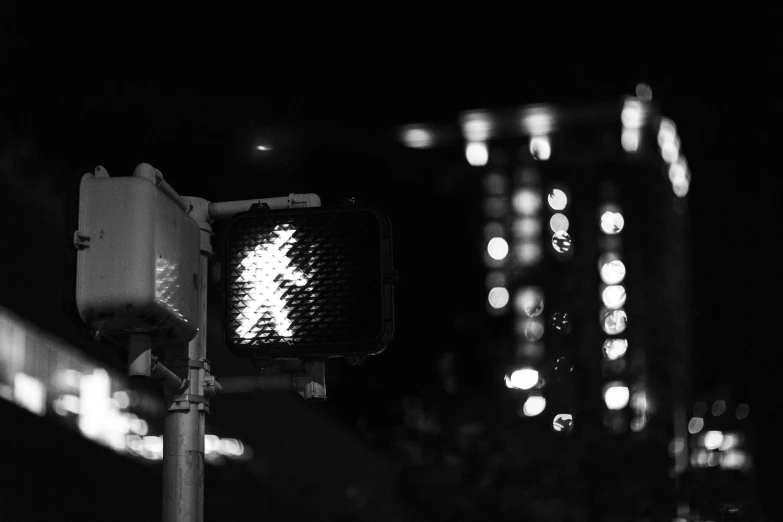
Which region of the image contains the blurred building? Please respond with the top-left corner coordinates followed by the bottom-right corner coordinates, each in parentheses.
top-left (685, 390), bottom-right (756, 519)
top-left (401, 94), bottom-right (698, 520)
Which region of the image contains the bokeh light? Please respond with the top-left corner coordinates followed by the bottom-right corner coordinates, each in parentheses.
top-left (602, 338), bottom-right (628, 360)
top-left (514, 287), bottom-right (544, 317)
top-left (621, 99), bottom-right (643, 129)
top-left (600, 258), bottom-right (626, 284)
top-left (522, 395), bottom-right (546, 416)
top-left (515, 242), bottom-right (542, 265)
top-left (603, 383), bottom-right (630, 410)
top-left (487, 237), bottom-right (509, 260)
top-left (529, 136), bottom-right (551, 161)
top-left (547, 189), bottom-right (567, 210)
top-left (553, 413), bottom-right (574, 432)
top-left (551, 231), bottom-right (572, 253)
top-left (512, 189), bottom-right (541, 215)
top-left (621, 128), bottom-right (640, 152)
top-left (549, 213), bottom-right (569, 233)
top-left (703, 430), bottom-right (724, 450)
top-left (602, 310), bottom-right (628, 335)
top-left (507, 368), bottom-right (539, 390)
top-left (466, 142), bottom-right (489, 166)
top-left (488, 287), bottom-right (509, 309)
top-left (485, 271), bottom-right (506, 289)
top-left (601, 285), bottom-right (627, 309)
top-left (483, 172), bottom-right (507, 195)
top-left (518, 318), bottom-right (545, 342)
top-left (600, 211), bottom-right (625, 234)
top-left (483, 222), bottom-right (504, 240)
top-left (688, 417), bottom-right (705, 434)
top-left (401, 128), bottom-right (433, 148)
top-left (635, 83), bottom-right (653, 101)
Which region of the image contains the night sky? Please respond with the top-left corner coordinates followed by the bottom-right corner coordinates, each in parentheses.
top-left (2, 38), bottom-right (782, 520)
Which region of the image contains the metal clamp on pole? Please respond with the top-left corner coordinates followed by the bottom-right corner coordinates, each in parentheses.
top-left (165, 358), bottom-right (214, 413)
top-left (217, 360), bottom-right (326, 401)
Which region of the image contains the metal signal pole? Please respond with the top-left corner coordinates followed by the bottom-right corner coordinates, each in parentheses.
top-left (162, 197), bottom-right (215, 522)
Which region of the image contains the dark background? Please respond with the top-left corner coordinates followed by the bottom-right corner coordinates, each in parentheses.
top-left (1, 25), bottom-right (781, 520)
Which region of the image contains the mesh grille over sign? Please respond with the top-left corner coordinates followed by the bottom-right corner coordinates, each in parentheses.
top-left (225, 207), bottom-right (392, 359)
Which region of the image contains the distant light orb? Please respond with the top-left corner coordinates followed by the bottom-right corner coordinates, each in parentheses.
top-left (600, 211), bottom-right (625, 234)
top-left (721, 450), bottom-right (747, 470)
top-left (463, 116), bottom-right (492, 141)
top-left (661, 138), bottom-right (680, 163)
top-left (549, 213), bottom-right (569, 232)
top-left (487, 237), bottom-right (509, 260)
top-left (514, 287), bottom-right (544, 317)
top-left (712, 400), bottom-right (727, 417)
top-left (516, 242), bottom-right (542, 265)
top-left (488, 287), bottom-right (509, 309)
top-left (508, 368), bottom-right (539, 390)
top-left (512, 189), bottom-right (542, 215)
top-left (484, 271), bottom-right (506, 289)
top-left (621, 100), bottom-right (643, 129)
top-left (693, 401), bottom-right (708, 417)
top-left (553, 413), bottom-right (574, 432)
top-left (483, 222), bottom-right (505, 241)
top-left (736, 403), bottom-right (750, 420)
top-left (483, 197), bottom-right (507, 218)
top-left (602, 285), bottom-right (627, 309)
top-left (256, 144), bottom-right (273, 151)
top-left (547, 189), bottom-right (568, 210)
top-left (529, 136), bottom-right (551, 161)
top-left (600, 259), bottom-right (626, 284)
top-left (658, 119), bottom-right (677, 148)
top-left (551, 231), bottom-right (572, 253)
top-left (466, 141), bottom-right (489, 166)
top-left (688, 416), bottom-right (705, 434)
top-left (514, 217), bottom-right (541, 238)
top-left (704, 430), bottom-right (724, 450)
top-left (484, 172), bottom-right (507, 195)
top-left (602, 338), bottom-right (628, 360)
top-left (602, 310), bottom-right (628, 335)
top-left (522, 396), bottom-right (546, 417)
top-left (603, 383), bottom-right (630, 410)
top-left (636, 83), bottom-right (653, 101)
top-left (519, 318), bottom-right (545, 342)
top-left (621, 128), bottom-right (640, 152)
top-left (401, 128), bottom-right (433, 148)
